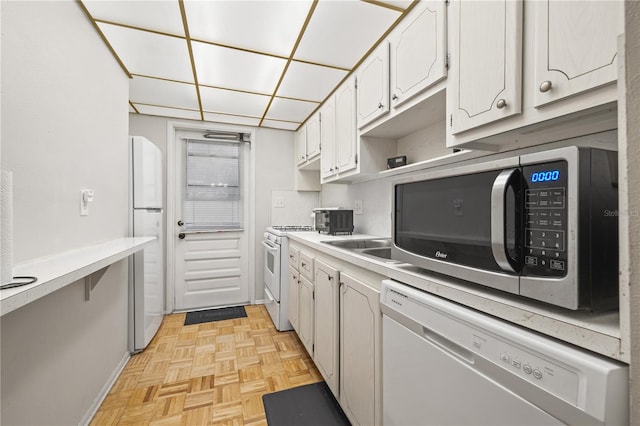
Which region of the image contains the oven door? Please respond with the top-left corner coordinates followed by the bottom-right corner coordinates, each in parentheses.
top-left (262, 239), bottom-right (281, 301)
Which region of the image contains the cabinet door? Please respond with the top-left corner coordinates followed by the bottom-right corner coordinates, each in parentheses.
top-left (296, 126), bottom-right (307, 166)
top-left (448, 0), bottom-right (523, 134)
top-left (335, 79), bottom-right (357, 174)
top-left (306, 113), bottom-right (321, 161)
top-left (356, 42), bottom-right (389, 129)
top-left (533, 1), bottom-right (619, 108)
top-left (314, 260), bottom-right (340, 398)
top-left (287, 266), bottom-right (299, 332)
top-left (390, 0), bottom-right (447, 109)
top-left (340, 273), bottom-right (381, 426)
top-left (320, 96), bottom-right (336, 179)
top-left (298, 275), bottom-right (315, 356)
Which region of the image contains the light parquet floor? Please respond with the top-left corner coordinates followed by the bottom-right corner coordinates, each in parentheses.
top-left (91, 305), bottom-right (322, 426)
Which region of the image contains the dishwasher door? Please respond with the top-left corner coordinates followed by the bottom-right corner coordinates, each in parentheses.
top-left (380, 280), bottom-right (628, 426)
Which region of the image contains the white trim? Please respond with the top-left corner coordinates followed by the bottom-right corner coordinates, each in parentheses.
top-left (80, 351), bottom-right (130, 426)
top-left (166, 121), bottom-right (256, 313)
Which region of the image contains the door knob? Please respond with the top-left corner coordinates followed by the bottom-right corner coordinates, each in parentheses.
top-left (178, 233), bottom-right (185, 239)
top-left (177, 220), bottom-right (184, 226)
top-left (496, 99), bottom-right (507, 109)
top-left (539, 81), bottom-right (553, 93)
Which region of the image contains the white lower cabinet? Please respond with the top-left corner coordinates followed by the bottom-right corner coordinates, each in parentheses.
top-left (313, 260), bottom-right (340, 397)
top-left (298, 275), bottom-right (315, 356)
top-left (287, 266), bottom-right (299, 332)
top-left (339, 272), bottom-right (381, 426)
top-left (287, 243), bottom-right (382, 425)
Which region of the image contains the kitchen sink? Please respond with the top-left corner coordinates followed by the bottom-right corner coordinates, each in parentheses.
top-left (321, 239), bottom-right (401, 263)
top-left (322, 238), bottom-right (391, 249)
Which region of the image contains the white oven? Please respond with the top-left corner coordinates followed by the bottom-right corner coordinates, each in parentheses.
top-left (262, 226), bottom-right (314, 331)
top-left (262, 239), bottom-right (280, 300)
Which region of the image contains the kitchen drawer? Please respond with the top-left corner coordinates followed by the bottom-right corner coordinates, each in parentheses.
top-left (289, 247), bottom-right (300, 269)
top-left (299, 252), bottom-right (314, 282)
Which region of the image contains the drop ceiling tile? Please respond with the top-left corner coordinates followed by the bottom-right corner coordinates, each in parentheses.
top-left (261, 120), bottom-right (300, 131)
top-left (277, 62), bottom-right (347, 102)
top-left (82, 1), bottom-right (184, 36)
top-left (98, 23), bottom-right (193, 82)
top-left (202, 112), bottom-right (261, 127)
top-left (294, 0), bottom-right (401, 69)
top-left (375, 1), bottom-right (413, 10)
top-left (130, 76), bottom-right (199, 110)
top-left (184, 0), bottom-right (312, 57)
top-left (200, 86), bottom-right (270, 117)
top-left (264, 97), bottom-right (318, 123)
top-left (192, 41), bottom-right (287, 94)
top-left (134, 104), bottom-right (201, 121)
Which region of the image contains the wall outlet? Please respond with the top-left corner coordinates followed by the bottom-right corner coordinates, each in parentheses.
top-left (354, 200), bottom-right (363, 215)
top-left (274, 196), bottom-right (285, 208)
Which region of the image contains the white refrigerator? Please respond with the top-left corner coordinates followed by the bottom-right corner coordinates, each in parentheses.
top-left (129, 136), bottom-right (164, 353)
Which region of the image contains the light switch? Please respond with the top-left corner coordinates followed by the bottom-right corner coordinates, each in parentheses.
top-left (80, 189), bottom-right (94, 216)
top-left (274, 196), bottom-right (285, 208)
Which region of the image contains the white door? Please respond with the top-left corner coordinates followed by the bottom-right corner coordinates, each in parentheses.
top-left (357, 42), bottom-right (390, 128)
top-left (320, 96), bottom-right (336, 179)
top-left (340, 273), bottom-right (381, 426)
top-left (448, 0), bottom-right (523, 135)
top-left (173, 129), bottom-right (250, 311)
top-left (298, 275), bottom-right (315, 356)
top-left (533, 1), bottom-right (620, 108)
top-left (335, 78), bottom-right (357, 174)
top-left (314, 260), bottom-right (340, 398)
top-left (389, 0), bottom-right (447, 109)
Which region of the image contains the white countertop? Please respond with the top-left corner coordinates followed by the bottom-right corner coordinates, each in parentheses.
top-left (0, 237), bottom-right (154, 317)
top-left (286, 231), bottom-right (623, 362)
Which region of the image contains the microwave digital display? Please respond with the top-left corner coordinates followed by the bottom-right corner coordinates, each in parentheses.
top-left (530, 170), bottom-right (560, 182)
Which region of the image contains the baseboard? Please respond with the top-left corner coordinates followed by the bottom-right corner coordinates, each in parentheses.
top-left (254, 299), bottom-right (266, 305)
top-left (79, 351), bottom-right (130, 426)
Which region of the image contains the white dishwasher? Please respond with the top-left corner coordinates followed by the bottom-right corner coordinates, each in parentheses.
top-left (380, 280), bottom-right (628, 426)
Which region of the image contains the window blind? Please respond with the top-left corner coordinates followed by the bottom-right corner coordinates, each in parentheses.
top-left (183, 139), bottom-right (243, 230)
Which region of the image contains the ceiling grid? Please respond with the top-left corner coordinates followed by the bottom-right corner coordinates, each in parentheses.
top-left (80, 0), bottom-right (415, 130)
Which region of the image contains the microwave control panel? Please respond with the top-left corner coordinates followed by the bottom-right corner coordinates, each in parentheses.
top-left (522, 161), bottom-right (568, 277)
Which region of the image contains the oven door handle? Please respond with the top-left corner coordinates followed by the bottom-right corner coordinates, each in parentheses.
top-left (491, 169), bottom-right (518, 273)
top-left (261, 240), bottom-right (280, 254)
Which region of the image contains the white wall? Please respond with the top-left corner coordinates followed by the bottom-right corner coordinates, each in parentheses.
top-left (129, 114), bottom-right (300, 302)
top-left (0, 2), bottom-right (130, 424)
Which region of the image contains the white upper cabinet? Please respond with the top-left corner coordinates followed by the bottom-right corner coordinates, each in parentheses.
top-left (335, 78), bottom-right (358, 175)
top-left (320, 96), bottom-right (336, 180)
top-left (448, 0), bottom-right (523, 135)
top-left (533, 1), bottom-right (620, 108)
top-left (295, 125), bottom-right (307, 166)
top-left (306, 112), bottom-right (321, 161)
top-left (389, 0), bottom-right (447, 109)
top-left (356, 42), bottom-right (390, 129)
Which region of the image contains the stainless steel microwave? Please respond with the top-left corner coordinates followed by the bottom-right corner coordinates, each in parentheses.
top-left (391, 146), bottom-right (619, 310)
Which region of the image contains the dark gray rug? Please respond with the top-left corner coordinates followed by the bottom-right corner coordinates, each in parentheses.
top-left (262, 382), bottom-right (350, 426)
top-left (184, 306), bottom-right (247, 325)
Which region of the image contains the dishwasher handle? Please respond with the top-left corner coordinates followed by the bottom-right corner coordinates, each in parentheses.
top-left (422, 326), bottom-right (475, 364)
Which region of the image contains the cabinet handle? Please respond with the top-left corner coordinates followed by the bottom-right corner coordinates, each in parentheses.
top-left (378, 102), bottom-right (384, 109)
top-left (329, 168), bottom-right (334, 172)
top-left (177, 220), bottom-right (184, 226)
top-left (392, 94), bottom-right (398, 101)
top-left (496, 99), bottom-right (507, 109)
top-left (290, 254), bottom-right (294, 259)
top-left (293, 275), bottom-right (297, 280)
top-left (301, 262), bottom-right (306, 267)
top-left (328, 276), bottom-right (333, 281)
top-left (539, 81), bottom-right (553, 93)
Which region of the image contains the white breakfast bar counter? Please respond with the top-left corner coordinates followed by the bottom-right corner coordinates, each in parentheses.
top-left (0, 237), bottom-right (154, 317)
top-left (286, 231), bottom-right (624, 362)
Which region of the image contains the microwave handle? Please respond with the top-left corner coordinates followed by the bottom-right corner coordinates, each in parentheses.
top-left (491, 169), bottom-right (518, 273)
